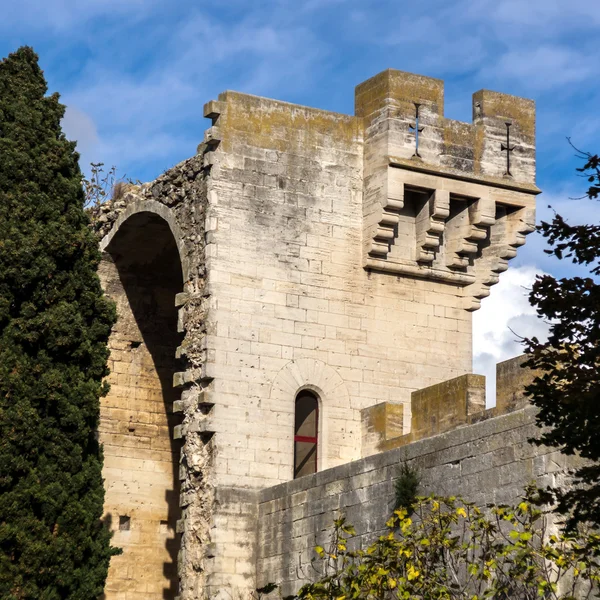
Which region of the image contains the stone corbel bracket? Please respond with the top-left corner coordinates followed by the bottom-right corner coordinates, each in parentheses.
top-left (446, 193), bottom-right (496, 269)
top-left (416, 189), bottom-right (450, 263)
top-left (463, 205), bottom-right (536, 311)
top-left (498, 205), bottom-right (536, 270)
top-left (363, 167), bottom-right (404, 258)
top-left (200, 100), bottom-right (226, 169)
top-left (365, 161), bottom-right (539, 310)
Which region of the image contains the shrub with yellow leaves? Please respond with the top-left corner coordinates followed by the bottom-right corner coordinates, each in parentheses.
top-left (288, 489), bottom-right (600, 600)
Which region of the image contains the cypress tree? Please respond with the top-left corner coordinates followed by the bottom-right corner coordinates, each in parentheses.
top-left (0, 47), bottom-right (118, 598)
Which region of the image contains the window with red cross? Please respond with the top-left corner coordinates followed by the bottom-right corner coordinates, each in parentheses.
top-left (294, 390), bottom-right (319, 479)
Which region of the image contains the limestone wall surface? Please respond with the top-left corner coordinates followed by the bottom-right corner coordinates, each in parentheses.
top-left (256, 406), bottom-right (574, 597)
top-left (99, 231), bottom-right (183, 600)
top-left (95, 156), bottom-right (215, 600)
top-left (91, 68), bottom-right (541, 600)
top-left (203, 91), bottom-right (473, 492)
top-left (199, 90), bottom-right (479, 597)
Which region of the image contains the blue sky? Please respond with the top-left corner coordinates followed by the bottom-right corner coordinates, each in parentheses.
top-left (2, 0), bottom-right (599, 399)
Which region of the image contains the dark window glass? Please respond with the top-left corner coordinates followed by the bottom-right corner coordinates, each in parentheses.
top-left (294, 391), bottom-right (318, 478)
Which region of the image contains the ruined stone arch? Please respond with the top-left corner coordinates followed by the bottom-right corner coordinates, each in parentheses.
top-left (98, 201), bottom-right (188, 600)
top-left (270, 359), bottom-right (350, 475)
top-left (100, 198), bottom-right (191, 283)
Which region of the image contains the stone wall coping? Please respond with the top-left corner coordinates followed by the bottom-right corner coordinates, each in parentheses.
top-left (217, 89), bottom-right (359, 122)
top-left (258, 405), bottom-right (537, 504)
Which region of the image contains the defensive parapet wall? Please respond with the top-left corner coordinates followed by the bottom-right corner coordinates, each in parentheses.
top-left (355, 69), bottom-right (536, 186)
top-left (358, 70), bottom-right (538, 310)
top-left (256, 368), bottom-right (578, 597)
top-left (256, 403), bottom-right (577, 597)
top-left (362, 354), bottom-right (535, 456)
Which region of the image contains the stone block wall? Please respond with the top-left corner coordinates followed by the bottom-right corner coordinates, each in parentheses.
top-left (94, 156), bottom-right (215, 600)
top-left (203, 89), bottom-right (475, 493)
top-left (256, 406), bottom-right (576, 597)
top-left (91, 68), bottom-right (541, 599)
top-left (200, 87), bottom-right (485, 595)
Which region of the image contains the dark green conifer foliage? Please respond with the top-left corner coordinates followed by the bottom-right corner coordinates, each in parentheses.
top-left (0, 47), bottom-right (118, 599)
top-left (394, 463), bottom-right (420, 515)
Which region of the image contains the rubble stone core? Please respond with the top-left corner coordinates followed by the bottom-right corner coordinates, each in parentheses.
top-left (92, 69), bottom-right (551, 600)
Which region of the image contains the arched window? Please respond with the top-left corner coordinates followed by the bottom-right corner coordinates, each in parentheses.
top-left (294, 390), bottom-right (319, 479)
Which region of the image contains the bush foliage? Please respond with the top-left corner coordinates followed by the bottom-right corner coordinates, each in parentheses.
top-left (524, 147), bottom-right (600, 529)
top-left (0, 47), bottom-right (117, 598)
top-left (292, 493), bottom-right (600, 600)
top-left (393, 463), bottom-right (420, 515)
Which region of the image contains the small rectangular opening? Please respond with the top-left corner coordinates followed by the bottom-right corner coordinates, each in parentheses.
top-left (391, 190), bottom-right (420, 262)
top-left (119, 515), bottom-right (131, 531)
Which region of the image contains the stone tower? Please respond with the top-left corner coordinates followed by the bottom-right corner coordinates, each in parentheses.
top-left (93, 69), bottom-right (538, 599)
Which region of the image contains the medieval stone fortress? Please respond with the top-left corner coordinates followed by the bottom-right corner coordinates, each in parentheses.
top-left (92, 68), bottom-right (565, 599)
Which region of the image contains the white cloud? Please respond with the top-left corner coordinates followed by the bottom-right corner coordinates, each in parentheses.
top-left (61, 105), bottom-right (99, 157)
top-left (2, 0), bottom-right (159, 33)
top-left (489, 45), bottom-right (593, 91)
top-left (473, 265), bottom-right (550, 405)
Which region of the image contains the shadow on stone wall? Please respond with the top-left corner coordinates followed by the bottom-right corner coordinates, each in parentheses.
top-left (102, 212), bottom-right (185, 600)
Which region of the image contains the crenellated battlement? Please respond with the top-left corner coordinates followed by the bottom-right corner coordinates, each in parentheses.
top-left (361, 355), bottom-right (537, 456)
top-left (356, 69), bottom-right (536, 186)
top-left (202, 72), bottom-right (538, 312)
top-left (358, 69), bottom-right (538, 310)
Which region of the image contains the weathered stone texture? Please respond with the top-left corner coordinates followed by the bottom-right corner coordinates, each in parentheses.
top-left (256, 406), bottom-right (578, 598)
top-left (204, 89), bottom-right (474, 491)
top-left (361, 402), bottom-right (404, 457)
top-left (99, 234), bottom-right (182, 600)
top-left (91, 69), bottom-right (543, 599)
top-left (496, 354), bottom-right (537, 414)
top-left (96, 156), bottom-right (216, 599)
top-left (358, 70), bottom-right (537, 311)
